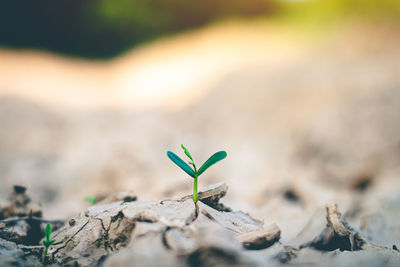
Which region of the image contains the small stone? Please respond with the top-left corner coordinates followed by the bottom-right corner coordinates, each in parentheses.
top-left (274, 246), bottom-right (298, 263)
top-left (13, 186), bottom-right (27, 194)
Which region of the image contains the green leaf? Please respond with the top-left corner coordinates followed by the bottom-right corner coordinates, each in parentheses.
top-left (181, 144), bottom-right (193, 161)
top-left (197, 151), bottom-right (227, 176)
top-left (45, 223), bottom-right (51, 241)
top-left (167, 151), bottom-right (195, 178)
top-left (85, 196), bottom-right (97, 205)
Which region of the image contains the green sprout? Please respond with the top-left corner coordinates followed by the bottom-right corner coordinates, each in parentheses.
top-left (42, 223), bottom-right (55, 264)
top-left (84, 196), bottom-right (97, 205)
top-left (167, 145), bottom-right (227, 203)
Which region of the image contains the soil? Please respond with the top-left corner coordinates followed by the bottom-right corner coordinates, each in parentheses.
top-left (1, 183), bottom-right (398, 267)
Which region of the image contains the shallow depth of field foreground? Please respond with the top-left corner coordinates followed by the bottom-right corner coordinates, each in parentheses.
top-left (1, 1), bottom-right (400, 266)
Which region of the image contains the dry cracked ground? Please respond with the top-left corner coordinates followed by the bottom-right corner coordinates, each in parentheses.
top-left (1, 183), bottom-right (399, 267)
top-left (1, 20), bottom-right (400, 266)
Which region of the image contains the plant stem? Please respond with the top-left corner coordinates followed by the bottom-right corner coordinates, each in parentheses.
top-left (192, 161), bottom-right (198, 203)
top-left (42, 245), bottom-right (48, 264)
top-left (193, 175), bottom-right (198, 203)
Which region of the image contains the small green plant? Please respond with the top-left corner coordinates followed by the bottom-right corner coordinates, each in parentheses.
top-left (42, 223), bottom-right (55, 264)
top-left (167, 145), bottom-right (227, 203)
top-left (84, 196), bottom-right (97, 205)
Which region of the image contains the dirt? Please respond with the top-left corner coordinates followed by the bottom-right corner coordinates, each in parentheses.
top-left (1, 183), bottom-right (399, 266)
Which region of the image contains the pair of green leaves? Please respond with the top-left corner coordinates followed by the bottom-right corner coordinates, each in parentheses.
top-left (167, 145), bottom-right (227, 178)
top-left (43, 223), bottom-right (55, 246)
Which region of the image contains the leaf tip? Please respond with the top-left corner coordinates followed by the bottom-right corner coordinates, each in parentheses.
top-left (45, 223), bottom-right (51, 240)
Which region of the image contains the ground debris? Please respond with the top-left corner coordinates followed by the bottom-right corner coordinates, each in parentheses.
top-left (237, 224), bottom-right (280, 250)
top-left (3, 185), bottom-right (399, 267)
top-left (180, 183), bottom-right (231, 211)
top-left (0, 185), bottom-right (42, 220)
top-left (0, 238), bottom-right (42, 267)
top-left (97, 191), bottom-right (137, 205)
top-left (299, 203), bottom-right (399, 254)
top-left (45, 183), bottom-right (273, 266)
top-left (273, 245), bottom-right (299, 263)
top-left (301, 203), bottom-right (366, 251)
top-left (0, 186), bottom-right (60, 245)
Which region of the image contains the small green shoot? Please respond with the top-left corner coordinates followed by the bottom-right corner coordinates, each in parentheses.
top-left (167, 145), bottom-right (227, 203)
top-left (42, 223), bottom-right (55, 264)
top-left (84, 196), bottom-right (97, 205)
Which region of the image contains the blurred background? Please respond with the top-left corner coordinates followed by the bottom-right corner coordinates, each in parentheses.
top-left (1, 0), bottom-right (400, 243)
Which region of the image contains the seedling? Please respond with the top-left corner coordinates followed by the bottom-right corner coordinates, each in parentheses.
top-left (84, 196), bottom-right (97, 205)
top-left (167, 145), bottom-right (227, 203)
top-left (42, 223), bottom-right (55, 264)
